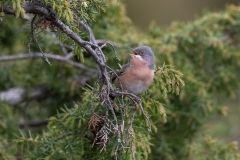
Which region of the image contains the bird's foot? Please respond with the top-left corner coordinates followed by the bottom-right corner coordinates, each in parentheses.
top-left (132, 101), bottom-right (138, 111)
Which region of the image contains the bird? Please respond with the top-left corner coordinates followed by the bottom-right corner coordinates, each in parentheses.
top-left (111, 46), bottom-right (155, 95)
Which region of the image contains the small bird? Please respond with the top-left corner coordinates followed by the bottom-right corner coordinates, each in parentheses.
top-left (111, 46), bottom-right (155, 95)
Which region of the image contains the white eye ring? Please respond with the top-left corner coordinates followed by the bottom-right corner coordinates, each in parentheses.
top-left (135, 55), bottom-right (144, 60)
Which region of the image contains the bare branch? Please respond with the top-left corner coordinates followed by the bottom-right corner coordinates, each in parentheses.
top-left (80, 20), bottom-right (97, 45)
top-left (0, 53), bottom-right (97, 73)
top-left (46, 29), bottom-right (72, 55)
top-left (30, 15), bottom-right (51, 65)
top-left (99, 41), bottom-right (121, 61)
top-left (19, 120), bottom-right (49, 128)
top-left (115, 90), bottom-right (152, 132)
top-left (96, 39), bottom-right (122, 48)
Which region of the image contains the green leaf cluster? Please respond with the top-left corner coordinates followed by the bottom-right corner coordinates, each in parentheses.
top-left (44, 0), bottom-right (106, 24)
top-left (193, 136), bottom-right (240, 160)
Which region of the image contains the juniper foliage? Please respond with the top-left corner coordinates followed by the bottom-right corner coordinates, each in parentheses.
top-left (0, 1), bottom-right (240, 160)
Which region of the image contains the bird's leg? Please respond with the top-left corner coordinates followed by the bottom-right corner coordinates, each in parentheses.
top-left (110, 99), bottom-right (119, 111)
top-left (129, 98), bottom-right (138, 111)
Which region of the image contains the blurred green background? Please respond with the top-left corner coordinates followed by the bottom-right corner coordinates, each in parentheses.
top-left (126, 0), bottom-right (240, 145)
top-left (126, 0), bottom-right (240, 30)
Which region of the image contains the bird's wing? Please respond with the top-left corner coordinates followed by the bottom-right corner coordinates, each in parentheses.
top-left (111, 63), bottom-right (131, 83)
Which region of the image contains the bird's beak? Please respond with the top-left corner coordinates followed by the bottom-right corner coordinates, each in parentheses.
top-left (131, 48), bottom-right (138, 55)
top-left (129, 54), bottom-right (135, 57)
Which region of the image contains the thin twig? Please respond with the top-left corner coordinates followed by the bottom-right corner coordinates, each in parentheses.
top-left (96, 39), bottom-right (122, 48)
top-left (46, 29), bottom-right (71, 55)
top-left (100, 41), bottom-right (120, 61)
top-left (115, 91), bottom-right (152, 132)
top-left (80, 20), bottom-right (97, 45)
top-left (30, 15), bottom-right (51, 65)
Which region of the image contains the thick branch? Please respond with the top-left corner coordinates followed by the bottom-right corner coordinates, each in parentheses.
top-left (2, 2), bottom-right (104, 67)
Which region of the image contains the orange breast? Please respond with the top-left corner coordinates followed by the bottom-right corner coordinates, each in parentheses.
top-left (114, 56), bottom-right (154, 95)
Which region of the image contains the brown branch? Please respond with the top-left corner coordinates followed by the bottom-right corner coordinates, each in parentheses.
top-left (19, 120), bottom-right (49, 128)
top-left (0, 53), bottom-right (97, 72)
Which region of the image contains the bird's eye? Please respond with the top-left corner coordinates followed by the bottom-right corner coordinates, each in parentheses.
top-left (140, 51), bottom-right (145, 56)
